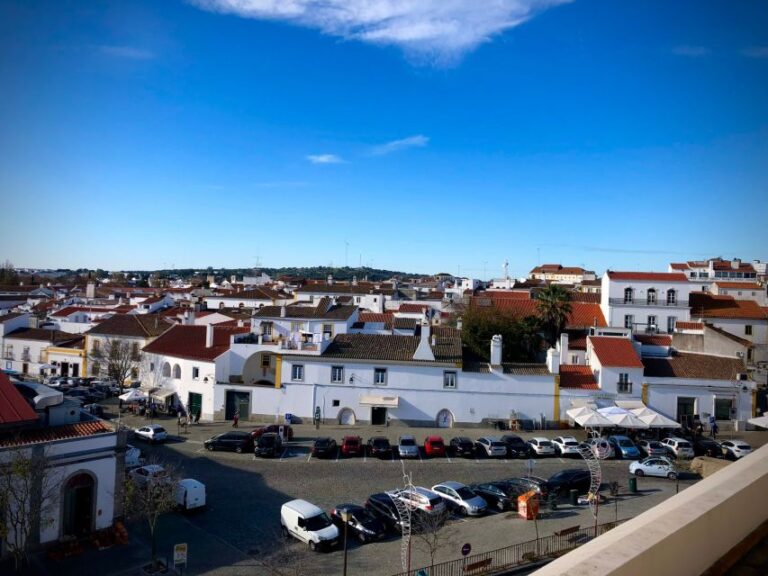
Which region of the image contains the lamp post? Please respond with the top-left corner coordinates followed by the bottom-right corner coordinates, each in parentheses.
top-left (341, 509), bottom-right (350, 576)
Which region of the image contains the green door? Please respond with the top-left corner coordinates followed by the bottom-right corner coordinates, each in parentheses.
top-left (225, 391), bottom-right (250, 420)
top-left (188, 392), bottom-right (202, 418)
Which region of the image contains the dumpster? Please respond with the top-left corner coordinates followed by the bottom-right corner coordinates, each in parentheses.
top-left (628, 477), bottom-right (637, 493)
top-left (518, 491), bottom-right (540, 520)
top-left (569, 489), bottom-right (579, 506)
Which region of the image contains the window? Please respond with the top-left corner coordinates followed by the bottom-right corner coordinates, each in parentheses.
top-left (354, 296), bottom-right (361, 304)
top-left (131, 342), bottom-right (140, 358)
top-left (745, 325), bottom-right (753, 336)
top-left (647, 288), bottom-right (657, 304)
top-left (667, 317), bottom-right (677, 334)
top-left (624, 315), bottom-right (634, 329)
top-left (443, 371), bottom-right (457, 389)
top-left (666, 289), bottom-right (677, 305)
top-left (374, 368), bottom-right (387, 385)
top-left (162, 362), bottom-right (171, 377)
top-left (618, 373), bottom-right (632, 394)
top-left (331, 366), bottom-right (344, 383)
top-left (150, 362), bottom-right (155, 372)
top-left (747, 348), bottom-right (754, 362)
top-left (332, 399), bottom-right (340, 407)
top-left (192, 367), bottom-right (200, 380)
top-left (92, 339), bottom-right (100, 352)
top-left (291, 364), bottom-right (304, 381)
top-left (173, 364), bottom-right (181, 379)
top-left (647, 315), bottom-right (657, 331)
top-left (570, 355), bottom-right (579, 364)
top-left (323, 324), bottom-right (333, 339)
top-left (623, 287), bottom-right (633, 304)
top-left (4, 345), bottom-right (12, 359)
top-left (291, 322), bottom-right (303, 333)
top-left (261, 355), bottom-right (271, 368)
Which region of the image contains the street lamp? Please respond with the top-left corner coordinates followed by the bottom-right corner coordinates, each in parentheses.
top-left (341, 509), bottom-right (350, 576)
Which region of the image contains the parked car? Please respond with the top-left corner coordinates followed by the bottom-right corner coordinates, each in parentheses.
top-left (475, 437), bottom-right (508, 458)
top-left (449, 436), bottom-right (475, 458)
top-left (281, 499), bottom-right (339, 551)
top-left (340, 435), bottom-right (363, 457)
top-left (552, 436), bottom-right (582, 457)
top-left (398, 435), bottom-right (420, 459)
top-left (720, 440), bottom-right (752, 460)
top-left (134, 425), bottom-right (168, 444)
top-left (431, 481), bottom-right (487, 516)
top-left (176, 478), bottom-right (206, 511)
top-left (637, 439), bottom-right (668, 458)
top-left (546, 469), bottom-right (592, 497)
top-left (312, 437), bottom-right (338, 459)
top-left (607, 435), bottom-right (641, 459)
top-left (330, 503), bottom-right (387, 544)
top-left (504, 477), bottom-right (551, 500)
top-left (129, 464), bottom-right (169, 487)
top-left (251, 424), bottom-right (294, 441)
top-left (424, 436), bottom-right (447, 458)
top-left (629, 457), bottom-right (677, 479)
top-left (585, 437), bottom-right (614, 459)
top-left (204, 431), bottom-right (254, 453)
top-left (393, 486), bottom-right (447, 516)
top-left (82, 403), bottom-right (105, 417)
top-left (254, 432), bottom-right (283, 458)
top-left (470, 482), bottom-right (526, 511)
top-left (500, 434), bottom-right (532, 458)
top-left (692, 437), bottom-right (724, 458)
top-left (365, 493), bottom-right (407, 534)
top-left (367, 436), bottom-right (392, 459)
top-left (660, 437), bottom-right (695, 459)
top-left (527, 437), bottom-right (556, 457)
top-left (125, 444), bottom-right (143, 469)
top-left (65, 388), bottom-right (99, 404)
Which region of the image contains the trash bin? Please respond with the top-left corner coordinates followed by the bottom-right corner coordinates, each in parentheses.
top-left (569, 489), bottom-right (578, 506)
top-left (628, 477), bottom-right (637, 494)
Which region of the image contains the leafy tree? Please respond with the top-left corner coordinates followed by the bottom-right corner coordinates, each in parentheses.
top-left (92, 338), bottom-right (140, 393)
top-left (0, 260), bottom-right (18, 285)
top-left (461, 305), bottom-right (542, 363)
top-left (536, 285), bottom-right (573, 347)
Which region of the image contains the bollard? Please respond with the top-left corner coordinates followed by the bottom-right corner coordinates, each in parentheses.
top-left (628, 477), bottom-right (637, 494)
top-left (569, 489), bottom-right (578, 506)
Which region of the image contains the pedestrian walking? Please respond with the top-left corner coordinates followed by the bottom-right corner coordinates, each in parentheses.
top-left (232, 409), bottom-right (239, 428)
top-left (711, 421), bottom-right (718, 440)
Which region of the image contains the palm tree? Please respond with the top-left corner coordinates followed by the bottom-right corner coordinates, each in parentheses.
top-left (536, 285), bottom-right (573, 347)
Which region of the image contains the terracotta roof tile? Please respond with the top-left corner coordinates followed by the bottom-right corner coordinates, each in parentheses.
top-left (559, 365), bottom-right (598, 389)
top-left (643, 352), bottom-right (746, 380)
top-left (86, 314), bottom-right (173, 338)
top-left (714, 282), bottom-right (764, 290)
top-left (607, 271), bottom-right (688, 282)
top-left (358, 312), bottom-right (392, 323)
top-left (502, 363), bottom-right (551, 375)
top-left (675, 321), bottom-right (704, 331)
top-left (0, 373), bottom-right (38, 426)
top-left (589, 336), bottom-right (643, 368)
top-left (142, 324), bottom-right (250, 361)
top-left (209, 287), bottom-right (280, 301)
top-left (689, 293), bottom-right (768, 320)
top-left (398, 303), bottom-right (431, 313)
top-left (5, 328), bottom-right (82, 345)
top-left (255, 301), bottom-right (357, 321)
top-left (320, 327), bottom-right (461, 364)
top-left (472, 297), bottom-right (606, 328)
top-left (50, 306), bottom-right (112, 318)
top-left (634, 334), bottom-right (672, 346)
top-left (0, 420), bottom-right (112, 447)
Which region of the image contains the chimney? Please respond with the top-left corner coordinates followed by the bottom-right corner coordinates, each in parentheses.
top-left (490, 334), bottom-right (503, 367)
top-left (547, 347), bottom-right (560, 374)
top-left (280, 306), bottom-right (286, 318)
top-left (559, 332), bottom-right (569, 365)
top-left (188, 310), bottom-right (196, 325)
top-left (205, 323), bottom-right (214, 348)
top-left (237, 319), bottom-right (244, 327)
top-left (413, 321), bottom-right (435, 361)
top-left (327, 274), bottom-right (333, 286)
top-left (352, 276), bottom-right (358, 287)
top-left (731, 258), bottom-right (741, 269)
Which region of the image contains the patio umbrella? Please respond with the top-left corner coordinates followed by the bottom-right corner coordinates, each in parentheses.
top-left (119, 389), bottom-right (147, 402)
top-left (566, 406), bottom-right (595, 421)
top-left (569, 409), bottom-right (614, 428)
top-left (748, 415), bottom-right (768, 429)
top-left (602, 410), bottom-right (649, 429)
top-left (632, 408), bottom-right (679, 428)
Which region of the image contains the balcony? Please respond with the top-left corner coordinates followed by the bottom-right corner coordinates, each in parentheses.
top-left (617, 382), bottom-right (633, 394)
top-left (21, 352), bottom-right (31, 362)
top-left (4, 352), bottom-right (14, 360)
top-left (610, 298), bottom-right (689, 308)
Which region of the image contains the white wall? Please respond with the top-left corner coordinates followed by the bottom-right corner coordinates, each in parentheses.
top-left (645, 378), bottom-right (754, 422)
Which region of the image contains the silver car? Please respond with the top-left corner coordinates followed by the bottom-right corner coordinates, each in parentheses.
top-left (475, 437), bottom-right (508, 458)
top-left (432, 481), bottom-right (487, 516)
top-left (398, 435), bottom-right (419, 459)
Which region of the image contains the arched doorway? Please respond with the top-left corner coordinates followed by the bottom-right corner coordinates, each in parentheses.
top-left (436, 409), bottom-right (454, 428)
top-left (62, 472), bottom-right (95, 538)
top-left (338, 408), bottom-right (356, 426)
top-left (242, 352), bottom-right (275, 386)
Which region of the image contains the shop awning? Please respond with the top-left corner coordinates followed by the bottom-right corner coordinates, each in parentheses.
top-left (748, 415), bottom-right (768, 429)
top-left (150, 388), bottom-right (177, 401)
top-left (359, 394), bottom-right (399, 408)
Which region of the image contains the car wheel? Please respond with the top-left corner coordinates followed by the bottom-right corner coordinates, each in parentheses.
top-left (205, 444), bottom-right (214, 451)
top-left (235, 446), bottom-right (243, 454)
top-left (459, 506), bottom-right (468, 517)
top-left (308, 541), bottom-right (316, 551)
top-left (281, 526), bottom-right (289, 538)
top-left (634, 469), bottom-right (644, 477)
top-left (668, 472), bottom-right (677, 480)
top-left (358, 532), bottom-right (367, 544)
top-left (497, 501), bottom-right (506, 512)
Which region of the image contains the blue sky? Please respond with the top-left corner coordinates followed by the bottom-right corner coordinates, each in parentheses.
top-left (1, 0), bottom-right (766, 278)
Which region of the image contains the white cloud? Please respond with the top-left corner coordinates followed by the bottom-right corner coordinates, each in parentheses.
top-left (306, 154), bottom-right (344, 164)
top-left (671, 45), bottom-right (710, 57)
top-left (99, 45), bottom-right (155, 60)
top-left (372, 134), bottom-right (429, 156)
top-left (742, 46), bottom-right (768, 59)
top-left (191, 0), bottom-right (571, 62)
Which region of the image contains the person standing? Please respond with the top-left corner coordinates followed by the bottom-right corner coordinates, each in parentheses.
top-left (232, 409), bottom-right (239, 428)
top-left (711, 421), bottom-right (719, 440)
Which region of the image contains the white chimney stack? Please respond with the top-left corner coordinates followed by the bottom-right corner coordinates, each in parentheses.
top-left (490, 334), bottom-right (503, 367)
top-left (413, 321), bottom-right (435, 361)
top-left (547, 347), bottom-right (560, 374)
top-left (280, 306), bottom-right (287, 318)
top-left (205, 323), bottom-right (214, 348)
top-left (559, 332), bottom-right (569, 366)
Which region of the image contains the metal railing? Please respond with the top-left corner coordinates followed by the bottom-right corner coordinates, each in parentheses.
top-left (609, 298), bottom-right (688, 307)
top-left (390, 520), bottom-right (625, 576)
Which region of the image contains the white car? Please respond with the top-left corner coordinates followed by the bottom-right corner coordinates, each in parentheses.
top-left (129, 464), bottom-right (169, 486)
top-left (432, 481), bottom-right (487, 516)
top-left (720, 440), bottom-right (752, 460)
top-left (475, 437), bottom-right (508, 458)
top-left (629, 457), bottom-right (677, 480)
top-left (393, 486), bottom-right (447, 516)
top-left (552, 436), bottom-right (581, 456)
top-left (134, 425), bottom-right (168, 444)
top-left (527, 437), bottom-right (556, 457)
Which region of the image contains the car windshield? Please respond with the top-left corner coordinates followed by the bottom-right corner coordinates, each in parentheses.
top-left (564, 441), bottom-right (578, 446)
top-left (491, 442), bottom-right (506, 448)
top-left (345, 438), bottom-right (359, 446)
top-left (316, 439), bottom-right (331, 447)
top-left (400, 438), bottom-right (416, 446)
top-left (354, 509), bottom-right (377, 524)
top-left (737, 444), bottom-right (750, 450)
top-left (618, 439), bottom-right (633, 447)
top-left (372, 438), bottom-right (389, 447)
top-left (455, 487), bottom-right (475, 499)
top-left (430, 441), bottom-right (444, 447)
top-left (305, 513), bottom-right (332, 531)
top-left (538, 441), bottom-right (552, 447)
top-left (154, 427), bottom-right (166, 434)
top-left (457, 438), bottom-right (472, 444)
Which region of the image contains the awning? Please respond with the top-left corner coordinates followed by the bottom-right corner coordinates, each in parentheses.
top-left (359, 394), bottom-right (399, 408)
top-left (119, 389), bottom-right (147, 402)
top-left (150, 388), bottom-right (177, 401)
top-left (748, 415), bottom-right (768, 429)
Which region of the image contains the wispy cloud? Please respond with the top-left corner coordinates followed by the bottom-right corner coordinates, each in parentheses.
top-left (306, 154), bottom-right (344, 164)
top-left (741, 46), bottom-right (768, 59)
top-left (372, 134), bottom-right (429, 156)
top-left (191, 0), bottom-right (571, 63)
top-left (99, 45), bottom-right (155, 60)
top-left (671, 45), bottom-right (710, 57)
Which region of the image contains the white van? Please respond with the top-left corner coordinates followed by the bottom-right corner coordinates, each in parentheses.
top-left (280, 499), bottom-right (339, 551)
top-left (176, 479), bottom-right (206, 511)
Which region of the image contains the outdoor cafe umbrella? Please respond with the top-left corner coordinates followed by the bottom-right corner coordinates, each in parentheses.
top-left (632, 408), bottom-right (679, 428)
top-left (567, 407), bottom-right (614, 429)
top-left (598, 407), bottom-right (649, 429)
top-left (119, 389), bottom-right (147, 402)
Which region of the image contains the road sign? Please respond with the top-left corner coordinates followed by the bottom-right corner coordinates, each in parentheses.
top-left (173, 543), bottom-right (188, 567)
top-left (461, 542), bottom-right (472, 556)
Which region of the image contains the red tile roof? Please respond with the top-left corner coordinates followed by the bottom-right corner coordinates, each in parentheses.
top-left (589, 336), bottom-right (643, 368)
top-left (566, 331), bottom-right (587, 350)
top-left (675, 321), bottom-right (704, 331)
top-left (711, 261), bottom-right (755, 272)
top-left (398, 303), bottom-right (431, 313)
top-left (0, 373), bottom-right (38, 426)
top-left (359, 312), bottom-right (393, 323)
top-left (714, 282), bottom-right (764, 290)
top-left (476, 298), bottom-right (606, 328)
top-left (0, 421), bottom-right (112, 447)
top-left (51, 306), bottom-right (111, 318)
top-left (484, 291), bottom-right (531, 300)
top-left (669, 263), bottom-right (688, 270)
top-left (567, 303), bottom-right (607, 328)
top-left (643, 352), bottom-right (746, 380)
top-left (607, 271), bottom-right (688, 282)
top-left (689, 293), bottom-right (768, 320)
top-left (634, 334), bottom-right (672, 346)
top-left (571, 293), bottom-right (601, 303)
top-left (559, 365), bottom-right (598, 389)
top-left (142, 324), bottom-right (250, 361)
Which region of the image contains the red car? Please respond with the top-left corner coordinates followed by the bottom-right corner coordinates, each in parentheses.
top-left (341, 435), bottom-right (363, 457)
top-left (251, 424), bottom-right (294, 441)
top-left (424, 435), bottom-right (447, 458)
